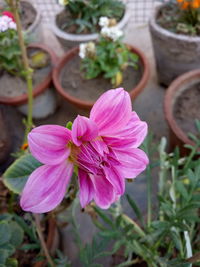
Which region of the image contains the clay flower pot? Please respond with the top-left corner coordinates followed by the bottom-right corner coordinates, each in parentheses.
top-left (51, 6), bottom-right (130, 50)
top-left (0, 43), bottom-right (57, 106)
top-left (53, 45), bottom-right (150, 110)
top-left (164, 69), bottom-right (200, 155)
top-left (149, 4), bottom-right (200, 86)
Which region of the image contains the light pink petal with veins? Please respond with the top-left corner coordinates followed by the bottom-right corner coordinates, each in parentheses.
top-left (103, 165), bottom-right (125, 195)
top-left (103, 112), bottom-right (148, 149)
top-left (78, 169), bottom-right (94, 208)
top-left (20, 161), bottom-right (73, 213)
top-left (72, 115), bottom-right (98, 146)
top-left (90, 88), bottom-right (132, 136)
top-left (90, 174), bottom-right (116, 209)
top-left (113, 148), bottom-right (149, 178)
top-left (28, 125), bottom-right (71, 165)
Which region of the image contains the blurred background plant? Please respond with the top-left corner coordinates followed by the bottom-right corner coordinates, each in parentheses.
top-left (57, 0), bottom-right (125, 34)
top-left (0, 11), bottom-right (25, 76)
top-left (158, 0), bottom-right (200, 35)
top-left (79, 17), bottom-right (138, 87)
top-left (69, 124), bottom-right (200, 266)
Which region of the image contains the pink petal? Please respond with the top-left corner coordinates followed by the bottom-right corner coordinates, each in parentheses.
top-left (103, 165), bottom-right (125, 195)
top-left (90, 88), bottom-right (132, 136)
top-left (20, 161), bottom-right (73, 213)
top-left (113, 148), bottom-right (149, 178)
top-left (28, 125), bottom-right (71, 165)
top-left (78, 169), bottom-right (94, 208)
top-left (103, 112), bottom-right (148, 149)
top-left (90, 174), bottom-right (116, 209)
top-left (72, 115), bottom-right (98, 146)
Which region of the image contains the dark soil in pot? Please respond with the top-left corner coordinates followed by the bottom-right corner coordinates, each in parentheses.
top-left (156, 3), bottom-right (200, 36)
top-left (56, 8), bottom-right (124, 34)
top-left (173, 83), bottom-right (200, 137)
top-left (60, 55), bottom-right (143, 102)
top-left (20, 1), bottom-right (37, 31)
top-left (0, 47), bottom-right (51, 98)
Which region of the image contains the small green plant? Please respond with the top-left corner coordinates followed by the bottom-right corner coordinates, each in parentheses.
top-left (79, 17), bottom-right (138, 87)
top-left (58, 0), bottom-right (125, 34)
top-left (0, 12), bottom-right (24, 76)
top-left (71, 129), bottom-right (200, 266)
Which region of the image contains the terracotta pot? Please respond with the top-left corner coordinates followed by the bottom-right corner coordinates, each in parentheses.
top-left (51, 6), bottom-right (130, 50)
top-left (149, 4), bottom-right (200, 86)
top-left (164, 69), bottom-right (200, 155)
top-left (34, 218), bottom-right (59, 267)
top-left (0, 43), bottom-right (57, 106)
top-left (53, 45), bottom-right (150, 110)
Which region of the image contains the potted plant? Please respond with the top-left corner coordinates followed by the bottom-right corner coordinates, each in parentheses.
top-left (51, 0), bottom-right (130, 50)
top-left (164, 69), bottom-right (200, 155)
top-left (53, 18), bottom-right (150, 109)
top-left (0, 10), bottom-right (57, 118)
top-left (1, 0), bottom-right (42, 40)
top-left (149, 0), bottom-right (200, 86)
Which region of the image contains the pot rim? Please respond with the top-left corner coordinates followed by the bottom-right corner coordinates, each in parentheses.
top-left (53, 44), bottom-right (150, 110)
top-left (0, 43), bottom-right (58, 106)
top-left (21, 0), bottom-right (41, 34)
top-left (164, 69), bottom-right (200, 148)
top-left (51, 5), bottom-right (130, 42)
top-left (149, 3), bottom-right (200, 42)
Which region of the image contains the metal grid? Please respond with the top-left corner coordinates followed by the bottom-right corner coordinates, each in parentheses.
top-left (32, 0), bottom-right (155, 25)
top-left (127, 0), bottom-right (154, 24)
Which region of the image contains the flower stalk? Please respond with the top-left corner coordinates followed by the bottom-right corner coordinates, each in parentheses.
top-left (8, 0), bottom-right (33, 142)
top-left (34, 214), bottom-right (55, 267)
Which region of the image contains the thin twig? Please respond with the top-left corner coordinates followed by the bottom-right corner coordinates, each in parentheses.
top-left (34, 214), bottom-right (55, 267)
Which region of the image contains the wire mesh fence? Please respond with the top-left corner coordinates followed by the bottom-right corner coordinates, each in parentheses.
top-left (32, 0), bottom-right (155, 25)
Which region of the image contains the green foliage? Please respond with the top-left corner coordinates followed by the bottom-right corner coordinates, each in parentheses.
top-left (0, 29), bottom-right (24, 75)
top-left (71, 128), bottom-right (200, 266)
top-left (81, 36), bottom-right (138, 86)
top-left (3, 153), bottom-right (42, 194)
top-left (0, 214), bottom-right (24, 266)
top-left (62, 0), bottom-right (124, 34)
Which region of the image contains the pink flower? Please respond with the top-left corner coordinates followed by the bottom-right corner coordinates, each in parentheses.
top-left (20, 88), bottom-right (149, 213)
top-left (2, 11), bottom-right (15, 22)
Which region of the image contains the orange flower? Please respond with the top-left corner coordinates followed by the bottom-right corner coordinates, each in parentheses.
top-left (177, 0), bottom-right (200, 9)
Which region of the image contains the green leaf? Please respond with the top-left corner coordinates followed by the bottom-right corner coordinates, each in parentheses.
top-left (0, 249), bottom-right (9, 264)
top-left (3, 154), bottom-right (42, 194)
top-left (126, 194), bottom-right (144, 226)
top-left (5, 258), bottom-right (18, 267)
top-left (93, 207), bottom-right (113, 226)
top-left (9, 221), bottom-right (24, 247)
top-left (0, 221), bottom-right (11, 246)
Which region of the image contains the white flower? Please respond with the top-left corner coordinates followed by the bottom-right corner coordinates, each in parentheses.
top-left (8, 21), bottom-right (17, 30)
top-left (99, 17), bottom-right (109, 28)
top-left (0, 20), bottom-right (9, 32)
top-left (101, 26), bottom-right (123, 41)
top-left (79, 43), bottom-right (87, 59)
top-left (79, 42), bottom-right (96, 59)
top-left (58, 0), bottom-right (68, 6)
top-left (0, 15), bottom-right (16, 32)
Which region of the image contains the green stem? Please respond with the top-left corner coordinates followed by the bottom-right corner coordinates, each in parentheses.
top-left (147, 163), bottom-right (152, 228)
top-left (121, 214), bottom-right (145, 238)
top-left (9, 0), bottom-right (33, 143)
top-left (34, 214), bottom-right (55, 267)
